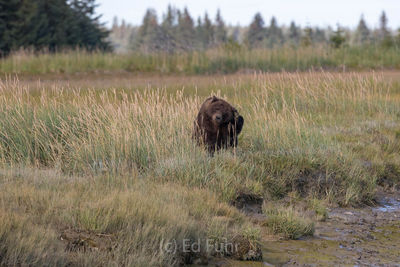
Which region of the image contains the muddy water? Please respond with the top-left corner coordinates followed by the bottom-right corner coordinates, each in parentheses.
top-left (222, 193), bottom-right (400, 267)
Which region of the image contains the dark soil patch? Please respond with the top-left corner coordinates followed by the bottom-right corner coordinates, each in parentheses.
top-left (231, 192), bottom-right (264, 215)
top-left (377, 163), bottom-right (400, 190)
top-left (60, 229), bottom-right (116, 253)
top-left (292, 168), bottom-right (340, 199)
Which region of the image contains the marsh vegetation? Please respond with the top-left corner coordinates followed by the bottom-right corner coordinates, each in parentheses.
top-left (0, 71), bottom-right (399, 265)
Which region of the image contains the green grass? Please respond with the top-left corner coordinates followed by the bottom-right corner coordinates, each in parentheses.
top-left (1, 45), bottom-right (400, 75)
top-left (308, 198), bottom-right (329, 221)
top-left (263, 204), bottom-right (315, 239)
top-left (0, 71), bottom-right (399, 265)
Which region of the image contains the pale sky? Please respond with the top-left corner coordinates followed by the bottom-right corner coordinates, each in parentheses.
top-left (96, 0), bottom-right (400, 29)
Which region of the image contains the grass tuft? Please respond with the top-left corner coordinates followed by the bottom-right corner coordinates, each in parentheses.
top-left (263, 204), bottom-right (315, 240)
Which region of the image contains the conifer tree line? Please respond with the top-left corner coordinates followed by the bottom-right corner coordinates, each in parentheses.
top-left (0, 0), bottom-right (110, 56)
top-left (111, 6), bottom-right (400, 53)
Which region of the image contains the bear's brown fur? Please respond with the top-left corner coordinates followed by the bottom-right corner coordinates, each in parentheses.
top-left (193, 96), bottom-right (244, 154)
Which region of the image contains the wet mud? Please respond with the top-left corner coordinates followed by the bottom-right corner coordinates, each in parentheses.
top-left (222, 192), bottom-right (400, 267)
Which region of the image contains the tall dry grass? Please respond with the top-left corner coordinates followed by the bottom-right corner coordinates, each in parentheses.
top-left (0, 72), bottom-right (398, 201)
top-left (0, 168), bottom-right (251, 266)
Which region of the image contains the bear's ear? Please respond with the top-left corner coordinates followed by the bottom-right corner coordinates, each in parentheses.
top-left (211, 96), bottom-right (219, 103)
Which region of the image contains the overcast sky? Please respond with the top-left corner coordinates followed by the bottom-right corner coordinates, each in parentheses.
top-left (96, 0), bottom-right (400, 29)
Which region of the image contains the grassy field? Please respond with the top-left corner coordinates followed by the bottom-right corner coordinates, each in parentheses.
top-left (1, 45), bottom-right (400, 75)
top-left (0, 71), bottom-right (400, 265)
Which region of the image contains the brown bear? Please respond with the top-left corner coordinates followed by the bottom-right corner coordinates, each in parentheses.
top-left (193, 96), bottom-right (244, 154)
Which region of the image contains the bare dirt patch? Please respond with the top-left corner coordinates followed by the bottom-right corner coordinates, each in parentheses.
top-left (60, 229), bottom-right (116, 253)
top-left (231, 192), bottom-right (264, 215)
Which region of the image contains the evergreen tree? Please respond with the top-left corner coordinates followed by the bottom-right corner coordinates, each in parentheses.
top-left (379, 11), bottom-right (389, 41)
top-left (160, 5), bottom-right (178, 52)
top-left (0, 0), bottom-right (110, 55)
top-left (112, 16), bottom-right (118, 30)
top-left (246, 13), bottom-right (265, 48)
top-left (265, 17), bottom-right (283, 47)
top-left (134, 8), bottom-right (161, 53)
top-left (301, 27), bottom-right (313, 47)
top-left (313, 27), bottom-right (327, 43)
top-left (202, 13), bottom-right (214, 48)
top-left (15, 0), bottom-right (69, 50)
top-left (229, 25), bottom-right (240, 43)
top-left (378, 11), bottom-right (393, 47)
top-left (0, 0), bottom-right (20, 55)
top-left (288, 21), bottom-right (300, 46)
top-left (354, 15), bottom-right (370, 45)
top-left (176, 8), bottom-right (194, 50)
top-left (214, 9), bottom-right (227, 45)
top-left (397, 29), bottom-right (400, 48)
top-left (68, 0), bottom-right (110, 50)
top-left (330, 25), bottom-right (346, 48)
top-left (195, 16), bottom-right (205, 49)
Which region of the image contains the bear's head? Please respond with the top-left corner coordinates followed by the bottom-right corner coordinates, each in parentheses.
top-left (203, 96), bottom-right (244, 134)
